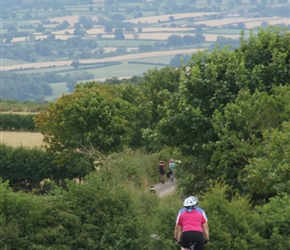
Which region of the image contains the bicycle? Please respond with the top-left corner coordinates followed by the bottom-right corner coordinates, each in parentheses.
top-left (170, 172), bottom-right (175, 182)
top-left (175, 239), bottom-right (209, 250)
top-left (188, 242), bottom-right (197, 250)
top-left (169, 170), bottom-right (175, 182)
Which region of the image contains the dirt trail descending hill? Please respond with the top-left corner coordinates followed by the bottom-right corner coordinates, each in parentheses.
top-left (154, 180), bottom-right (176, 198)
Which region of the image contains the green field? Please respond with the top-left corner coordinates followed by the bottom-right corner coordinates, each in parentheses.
top-left (95, 39), bottom-right (157, 47)
top-left (47, 82), bottom-right (70, 102)
top-left (44, 59), bottom-right (173, 101)
top-left (2, 58), bottom-right (26, 66)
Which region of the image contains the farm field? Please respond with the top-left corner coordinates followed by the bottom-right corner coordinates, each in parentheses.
top-left (2, 0), bottom-right (289, 102)
top-left (194, 17), bottom-right (289, 27)
top-left (124, 12), bottom-right (221, 24)
top-left (0, 131), bottom-right (44, 148)
top-left (2, 48), bottom-right (201, 71)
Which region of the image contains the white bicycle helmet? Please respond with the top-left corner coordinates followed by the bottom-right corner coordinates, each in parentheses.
top-left (188, 196), bottom-right (199, 205)
top-left (183, 196), bottom-right (198, 209)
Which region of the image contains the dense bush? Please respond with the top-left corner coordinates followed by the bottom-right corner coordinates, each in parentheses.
top-left (0, 176), bottom-right (289, 249)
top-left (0, 176), bottom-right (160, 250)
top-left (0, 144), bottom-right (75, 191)
top-left (0, 113), bottom-right (36, 131)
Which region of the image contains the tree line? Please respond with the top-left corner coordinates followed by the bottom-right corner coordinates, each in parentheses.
top-left (2, 71), bottom-right (94, 102)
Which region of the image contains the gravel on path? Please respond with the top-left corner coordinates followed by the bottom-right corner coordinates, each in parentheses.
top-left (154, 180), bottom-right (176, 198)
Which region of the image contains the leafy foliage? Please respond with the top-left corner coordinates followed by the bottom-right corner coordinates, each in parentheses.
top-left (244, 121), bottom-right (290, 198)
top-left (2, 28), bottom-right (290, 250)
top-left (0, 113), bottom-right (36, 131)
top-left (35, 82), bottom-right (137, 168)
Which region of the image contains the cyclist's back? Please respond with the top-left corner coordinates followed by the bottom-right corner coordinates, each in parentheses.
top-left (174, 197), bottom-right (209, 250)
top-left (176, 207), bottom-right (208, 222)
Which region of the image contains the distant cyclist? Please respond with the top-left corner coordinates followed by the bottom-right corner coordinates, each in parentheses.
top-left (158, 161), bottom-right (165, 184)
top-left (174, 196), bottom-right (209, 250)
top-left (168, 159), bottom-right (176, 181)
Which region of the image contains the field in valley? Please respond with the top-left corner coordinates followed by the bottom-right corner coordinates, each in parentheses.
top-left (0, 131), bottom-right (44, 148)
top-left (1, 48), bottom-right (201, 71)
top-left (2, 0), bottom-right (289, 101)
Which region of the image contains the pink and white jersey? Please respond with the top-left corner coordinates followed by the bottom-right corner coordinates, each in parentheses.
top-left (177, 209), bottom-right (206, 232)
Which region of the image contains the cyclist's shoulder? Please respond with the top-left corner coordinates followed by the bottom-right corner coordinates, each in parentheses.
top-left (195, 206), bottom-right (206, 212)
top-left (178, 207), bottom-right (186, 214)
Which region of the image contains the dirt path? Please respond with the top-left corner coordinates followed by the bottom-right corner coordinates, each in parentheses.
top-left (154, 180), bottom-right (176, 198)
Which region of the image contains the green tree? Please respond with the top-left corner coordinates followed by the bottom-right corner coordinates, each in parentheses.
top-left (210, 86), bottom-right (290, 198)
top-left (138, 67), bottom-right (181, 151)
top-left (114, 28), bottom-right (125, 39)
top-left (152, 27), bottom-right (289, 196)
top-left (35, 82), bottom-right (137, 167)
top-left (256, 194), bottom-right (290, 249)
top-left (201, 184), bottom-right (267, 250)
top-left (167, 35), bottom-right (184, 47)
top-left (244, 121), bottom-right (290, 198)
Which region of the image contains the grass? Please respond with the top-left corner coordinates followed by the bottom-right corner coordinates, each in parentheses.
top-left (0, 100), bottom-right (48, 112)
top-left (203, 29), bottom-right (246, 35)
top-left (130, 55), bottom-right (174, 64)
top-left (12, 66), bottom-right (74, 74)
top-left (2, 58), bottom-right (26, 66)
top-left (45, 59), bottom-right (172, 100)
top-left (46, 82), bottom-right (70, 102)
top-left (96, 39), bottom-right (157, 47)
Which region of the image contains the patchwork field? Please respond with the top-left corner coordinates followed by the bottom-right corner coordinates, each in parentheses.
top-left (124, 12), bottom-right (221, 24)
top-left (3, 0), bottom-right (288, 102)
top-left (194, 17), bottom-right (289, 27)
top-left (2, 48), bottom-right (201, 71)
top-left (0, 131), bottom-right (44, 148)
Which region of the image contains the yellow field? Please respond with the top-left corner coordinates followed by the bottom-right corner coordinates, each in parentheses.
top-left (244, 18), bottom-right (290, 29)
top-left (125, 12), bottom-right (220, 24)
top-left (0, 131), bottom-right (44, 148)
top-left (194, 17), bottom-right (289, 27)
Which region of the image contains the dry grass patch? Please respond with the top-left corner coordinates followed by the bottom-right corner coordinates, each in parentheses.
top-left (53, 28), bottom-right (75, 35)
top-left (194, 17), bottom-right (282, 27)
top-left (86, 28), bottom-right (107, 35)
top-left (244, 18), bottom-right (290, 28)
top-left (125, 12), bottom-right (220, 24)
top-left (102, 33), bottom-right (181, 40)
top-left (0, 131), bottom-right (44, 148)
top-left (102, 47), bottom-right (118, 53)
top-left (203, 33), bottom-right (240, 41)
top-left (141, 27), bottom-right (196, 32)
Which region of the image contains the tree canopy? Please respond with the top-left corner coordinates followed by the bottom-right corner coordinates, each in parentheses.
top-left (35, 26), bottom-right (290, 203)
top-left (35, 82), bottom-right (137, 169)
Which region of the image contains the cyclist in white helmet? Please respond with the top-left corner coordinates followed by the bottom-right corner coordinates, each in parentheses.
top-left (174, 196), bottom-right (209, 250)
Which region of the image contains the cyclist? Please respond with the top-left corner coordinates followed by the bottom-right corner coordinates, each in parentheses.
top-left (168, 159), bottom-right (176, 181)
top-left (158, 161), bottom-right (165, 184)
top-left (174, 196), bottom-right (209, 250)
